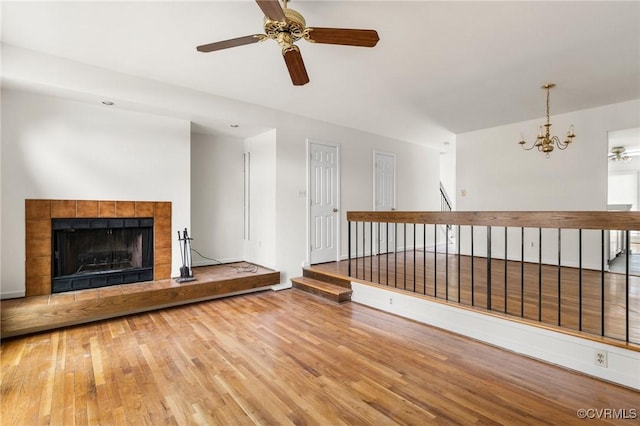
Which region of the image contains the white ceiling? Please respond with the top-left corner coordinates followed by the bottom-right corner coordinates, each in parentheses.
top-left (1, 1), bottom-right (639, 145)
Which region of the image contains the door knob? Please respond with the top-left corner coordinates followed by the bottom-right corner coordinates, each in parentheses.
top-left (333, 208), bottom-right (338, 213)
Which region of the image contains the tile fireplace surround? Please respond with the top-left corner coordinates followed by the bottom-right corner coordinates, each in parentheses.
top-left (25, 199), bottom-right (172, 297)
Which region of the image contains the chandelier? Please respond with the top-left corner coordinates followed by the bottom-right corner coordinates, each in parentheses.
top-left (518, 83), bottom-right (576, 158)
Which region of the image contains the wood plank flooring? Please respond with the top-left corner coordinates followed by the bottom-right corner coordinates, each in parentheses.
top-left (1, 263), bottom-right (280, 338)
top-left (1, 289), bottom-right (638, 425)
top-left (318, 251), bottom-right (640, 346)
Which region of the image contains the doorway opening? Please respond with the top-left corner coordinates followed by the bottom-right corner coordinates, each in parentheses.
top-left (308, 140), bottom-right (340, 264)
top-left (607, 127), bottom-right (640, 275)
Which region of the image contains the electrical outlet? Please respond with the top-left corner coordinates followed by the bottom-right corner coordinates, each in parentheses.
top-left (389, 297), bottom-right (393, 305)
top-left (595, 350), bottom-right (608, 368)
top-left (530, 241), bottom-right (535, 247)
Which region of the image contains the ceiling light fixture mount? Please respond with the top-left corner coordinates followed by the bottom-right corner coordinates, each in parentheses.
top-left (518, 83), bottom-right (575, 158)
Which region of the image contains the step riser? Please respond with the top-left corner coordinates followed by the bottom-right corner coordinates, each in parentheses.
top-left (302, 269), bottom-right (351, 289)
top-left (291, 279), bottom-right (352, 304)
top-left (291, 277), bottom-right (352, 303)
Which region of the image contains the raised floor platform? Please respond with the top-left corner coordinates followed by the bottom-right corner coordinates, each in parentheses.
top-left (1, 262), bottom-right (280, 339)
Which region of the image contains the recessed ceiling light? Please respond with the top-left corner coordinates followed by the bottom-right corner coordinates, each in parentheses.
top-left (102, 101), bottom-right (115, 106)
top-left (230, 124), bottom-right (239, 128)
top-left (443, 141), bottom-right (450, 145)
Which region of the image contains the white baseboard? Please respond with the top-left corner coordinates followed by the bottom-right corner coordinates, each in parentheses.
top-left (1, 290), bottom-right (26, 300)
top-left (351, 282), bottom-right (640, 390)
top-left (272, 282), bottom-right (292, 291)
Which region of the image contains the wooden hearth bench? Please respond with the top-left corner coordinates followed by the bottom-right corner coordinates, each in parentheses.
top-left (1, 263), bottom-right (280, 338)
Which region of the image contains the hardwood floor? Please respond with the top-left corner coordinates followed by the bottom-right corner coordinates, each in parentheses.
top-left (1, 289), bottom-right (638, 425)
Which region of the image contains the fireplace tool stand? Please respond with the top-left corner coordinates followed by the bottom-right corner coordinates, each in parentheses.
top-left (177, 228), bottom-right (196, 283)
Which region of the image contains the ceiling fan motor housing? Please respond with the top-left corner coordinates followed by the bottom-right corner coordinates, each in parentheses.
top-left (264, 7), bottom-right (306, 44)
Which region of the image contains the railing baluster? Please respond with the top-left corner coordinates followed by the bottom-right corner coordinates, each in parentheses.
top-left (394, 223), bottom-right (398, 288)
top-left (370, 221), bottom-right (374, 283)
top-left (521, 227), bottom-right (525, 318)
top-left (457, 225), bottom-right (461, 303)
top-left (538, 227), bottom-right (542, 322)
top-left (386, 222), bottom-right (389, 286)
top-left (445, 224), bottom-right (449, 301)
top-left (354, 221), bottom-right (358, 279)
top-left (557, 228), bottom-right (561, 326)
top-left (601, 229), bottom-right (605, 337)
top-left (404, 223), bottom-right (407, 291)
top-left (377, 222), bottom-right (381, 284)
top-left (625, 229), bottom-right (630, 343)
top-left (471, 225), bottom-right (475, 306)
top-left (348, 220), bottom-right (352, 277)
top-left (579, 229), bottom-right (583, 332)
top-left (504, 226), bottom-right (508, 313)
top-left (362, 222), bottom-right (367, 280)
top-left (434, 223), bottom-right (437, 298)
top-left (487, 226), bottom-right (492, 310)
top-left (424, 223), bottom-right (427, 295)
top-left (413, 224), bottom-right (417, 293)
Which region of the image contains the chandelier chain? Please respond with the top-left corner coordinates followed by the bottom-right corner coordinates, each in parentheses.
top-left (546, 86), bottom-right (551, 127)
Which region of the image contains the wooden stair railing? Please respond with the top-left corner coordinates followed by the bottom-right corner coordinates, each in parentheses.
top-left (346, 210), bottom-right (640, 345)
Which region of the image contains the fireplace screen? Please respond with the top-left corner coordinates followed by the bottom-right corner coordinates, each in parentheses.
top-left (52, 218), bottom-right (154, 292)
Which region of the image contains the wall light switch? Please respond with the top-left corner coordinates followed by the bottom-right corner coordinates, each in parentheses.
top-left (461, 189), bottom-right (467, 197)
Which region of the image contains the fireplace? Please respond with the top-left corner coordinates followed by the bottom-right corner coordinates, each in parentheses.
top-left (25, 199), bottom-right (172, 297)
top-left (52, 218), bottom-right (154, 293)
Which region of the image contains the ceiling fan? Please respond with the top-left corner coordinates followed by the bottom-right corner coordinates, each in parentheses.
top-left (196, 0), bottom-right (380, 86)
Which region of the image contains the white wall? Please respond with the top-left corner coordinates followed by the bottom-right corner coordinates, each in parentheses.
top-left (188, 115), bottom-right (443, 287)
top-left (0, 89), bottom-right (191, 298)
top-left (439, 140), bottom-right (457, 210)
top-left (190, 132), bottom-right (244, 265)
top-left (244, 129), bottom-right (277, 269)
top-left (455, 100), bottom-right (640, 269)
top-left (273, 115), bottom-right (442, 285)
top-left (457, 99), bottom-right (640, 211)
top-left (188, 113), bottom-right (443, 287)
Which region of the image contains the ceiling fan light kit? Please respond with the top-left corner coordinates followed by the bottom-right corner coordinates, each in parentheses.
top-left (196, 0), bottom-right (379, 86)
top-left (609, 146), bottom-right (640, 162)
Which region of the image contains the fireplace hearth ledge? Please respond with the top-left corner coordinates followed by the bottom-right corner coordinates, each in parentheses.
top-left (2, 264), bottom-right (280, 338)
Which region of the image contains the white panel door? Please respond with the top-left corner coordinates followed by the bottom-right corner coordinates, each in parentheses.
top-left (310, 143), bottom-right (339, 264)
top-left (374, 151), bottom-right (396, 253)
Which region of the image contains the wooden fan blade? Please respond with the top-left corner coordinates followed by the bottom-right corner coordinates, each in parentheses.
top-left (256, 0), bottom-right (286, 22)
top-left (283, 48), bottom-right (309, 86)
top-left (306, 28), bottom-right (379, 47)
top-left (197, 35), bottom-right (263, 52)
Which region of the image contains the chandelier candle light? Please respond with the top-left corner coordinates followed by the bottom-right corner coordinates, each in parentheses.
top-left (518, 83), bottom-right (576, 158)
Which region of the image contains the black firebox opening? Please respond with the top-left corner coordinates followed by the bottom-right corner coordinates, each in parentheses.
top-left (52, 218), bottom-right (154, 293)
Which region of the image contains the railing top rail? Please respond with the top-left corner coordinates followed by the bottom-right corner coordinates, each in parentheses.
top-left (346, 211), bottom-right (640, 230)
